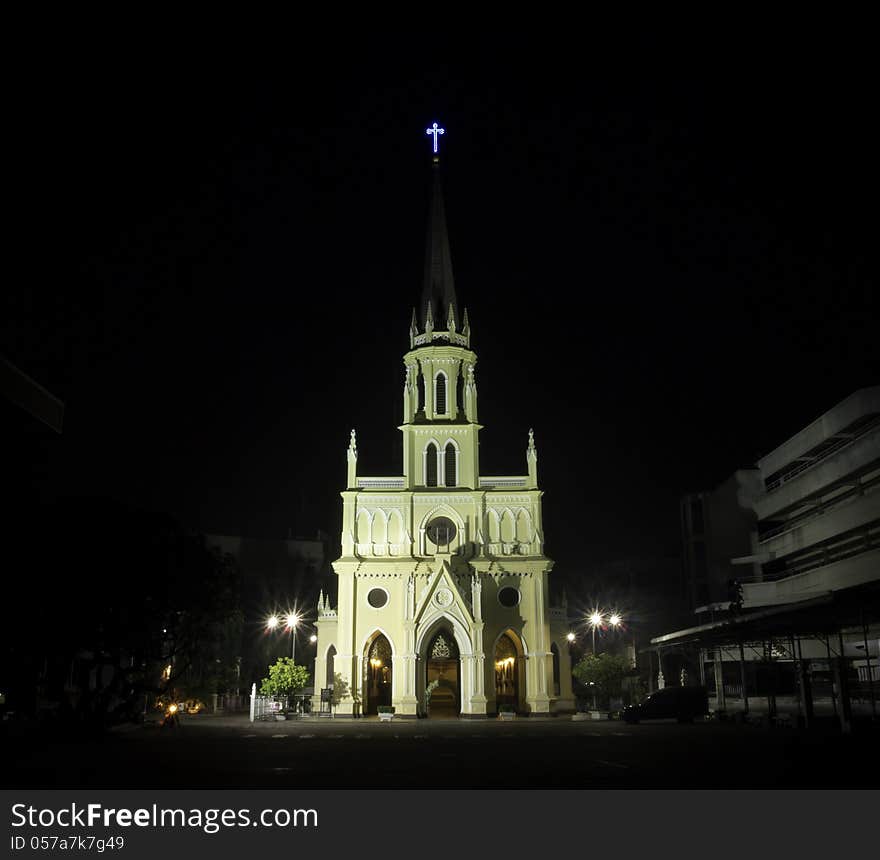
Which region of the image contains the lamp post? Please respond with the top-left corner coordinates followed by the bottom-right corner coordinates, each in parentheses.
top-left (266, 612), bottom-right (302, 662)
top-left (588, 611), bottom-right (604, 654)
top-left (284, 612), bottom-right (301, 662)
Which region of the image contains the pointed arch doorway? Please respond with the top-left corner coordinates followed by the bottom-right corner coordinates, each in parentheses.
top-left (364, 633), bottom-right (392, 715)
top-left (425, 629), bottom-right (460, 719)
top-left (495, 631), bottom-right (524, 713)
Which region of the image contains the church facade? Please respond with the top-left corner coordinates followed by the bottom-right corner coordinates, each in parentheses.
top-left (313, 148), bottom-right (574, 718)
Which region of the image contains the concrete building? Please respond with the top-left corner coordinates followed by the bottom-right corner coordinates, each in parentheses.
top-left (680, 469), bottom-right (762, 611)
top-left (651, 387), bottom-right (879, 727)
top-left (738, 386), bottom-right (879, 609)
top-left (312, 147), bottom-right (574, 718)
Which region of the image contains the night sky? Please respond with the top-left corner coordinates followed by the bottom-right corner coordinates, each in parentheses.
top-left (6, 37), bottom-right (877, 579)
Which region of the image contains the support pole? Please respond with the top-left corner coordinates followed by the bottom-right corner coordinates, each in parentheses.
top-left (249, 682), bottom-right (256, 723)
top-left (862, 609), bottom-right (877, 720)
top-left (766, 639), bottom-right (777, 721)
top-left (836, 629), bottom-right (852, 734)
top-left (739, 641), bottom-right (749, 717)
top-left (825, 635), bottom-right (838, 719)
top-left (796, 636), bottom-right (813, 729)
top-left (714, 647), bottom-right (726, 713)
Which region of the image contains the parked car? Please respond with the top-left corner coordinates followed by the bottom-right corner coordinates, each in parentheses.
top-left (622, 686), bottom-right (709, 724)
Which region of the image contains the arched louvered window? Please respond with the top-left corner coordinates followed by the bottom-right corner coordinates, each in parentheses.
top-left (435, 372), bottom-right (447, 415)
top-left (444, 442), bottom-right (457, 487)
top-left (418, 367), bottom-right (425, 413)
top-left (425, 442), bottom-right (438, 487)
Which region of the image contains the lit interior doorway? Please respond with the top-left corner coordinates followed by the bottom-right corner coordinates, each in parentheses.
top-left (364, 633), bottom-right (392, 715)
top-left (426, 630), bottom-right (460, 719)
top-left (495, 632), bottom-right (521, 713)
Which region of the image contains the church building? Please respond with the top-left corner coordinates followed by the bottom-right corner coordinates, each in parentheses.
top-left (313, 132), bottom-right (574, 718)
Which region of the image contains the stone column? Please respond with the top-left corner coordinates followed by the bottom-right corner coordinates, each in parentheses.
top-left (334, 571), bottom-right (358, 717)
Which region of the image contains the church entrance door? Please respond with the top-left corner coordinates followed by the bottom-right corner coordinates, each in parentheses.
top-left (425, 630), bottom-right (460, 719)
top-left (364, 633), bottom-right (392, 715)
top-left (495, 632), bottom-right (521, 713)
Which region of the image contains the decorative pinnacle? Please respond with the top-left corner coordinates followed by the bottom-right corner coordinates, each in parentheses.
top-left (349, 428), bottom-right (357, 453)
top-left (528, 428), bottom-right (536, 451)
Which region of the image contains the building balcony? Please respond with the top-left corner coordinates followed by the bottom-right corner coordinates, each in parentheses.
top-left (741, 547), bottom-right (880, 607)
top-left (758, 491), bottom-right (880, 560)
top-left (757, 387), bottom-right (880, 481)
top-left (755, 432), bottom-right (880, 520)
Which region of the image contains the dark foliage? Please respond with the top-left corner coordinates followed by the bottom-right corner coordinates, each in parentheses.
top-left (2, 496), bottom-right (242, 728)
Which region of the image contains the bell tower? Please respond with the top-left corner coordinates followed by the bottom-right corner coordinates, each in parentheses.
top-left (401, 152), bottom-right (480, 490)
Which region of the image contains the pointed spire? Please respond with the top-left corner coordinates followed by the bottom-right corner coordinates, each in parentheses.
top-left (409, 308), bottom-right (418, 348)
top-left (425, 301), bottom-right (434, 338)
top-left (447, 302), bottom-right (456, 333)
top-left (420, 159), bottom-right (457, 332)
top-left (462, 307), bottom-right (470, 344)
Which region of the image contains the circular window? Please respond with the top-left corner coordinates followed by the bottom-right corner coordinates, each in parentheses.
top-left (426, 516), bottom-right (457, 545)
top-left (498, 586), bottom-right (520, 608)
top-left (367, 588), bottom-right (388, 609)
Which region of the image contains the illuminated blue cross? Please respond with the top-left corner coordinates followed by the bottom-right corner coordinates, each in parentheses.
top-left (426, 122), bottom-right (445, 153)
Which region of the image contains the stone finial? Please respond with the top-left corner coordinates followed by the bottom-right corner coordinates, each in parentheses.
top-left (347, 429), bottom-right (358, 488)
top-left (527, 427), bottom-right (538, 488)
top-left (447, 301), bottom-right (456, 333)
top-left (425, 302), bottom-right (434, 337)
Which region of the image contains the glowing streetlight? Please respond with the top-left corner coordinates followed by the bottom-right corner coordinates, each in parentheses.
top-left (309, 634), bottom-right (318, 644)
top-left (608, 613), bottom-right (622, 628)
top-left (284, 612), bottom-right (302, 661)
top-left (588, 611), bottom-right (604, 654)
top-left (266, 614), bottom-right (280, 630)
top-left (566, 632), bottom-right (576, 643)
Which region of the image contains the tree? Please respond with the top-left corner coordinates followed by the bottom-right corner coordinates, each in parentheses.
top-left (572, 652), bottom-right (632, 710)
top-left (259, 658), bottom-right (310, 709)
top-left (329, 671), bottom-right (359, 716)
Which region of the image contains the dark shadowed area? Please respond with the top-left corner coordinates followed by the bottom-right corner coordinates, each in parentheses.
top-left (4, 35), bottom-right (877, 707)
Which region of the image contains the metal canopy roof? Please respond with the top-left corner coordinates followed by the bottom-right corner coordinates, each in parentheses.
top-left (648, 582), bottom-right (880, 650)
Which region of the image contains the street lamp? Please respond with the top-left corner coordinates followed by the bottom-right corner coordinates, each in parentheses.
top-left (284, 612), bottom-right (301, 661)
top-left (588, 611), bottom-right (604, 654)
top-left (265, 613), bottom-right (301, 661)
top-left (566, 632), bottom-right (576, 644)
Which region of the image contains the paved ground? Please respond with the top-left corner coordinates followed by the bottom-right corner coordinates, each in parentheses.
top-left (5, 713), bottom-right (879, 789)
